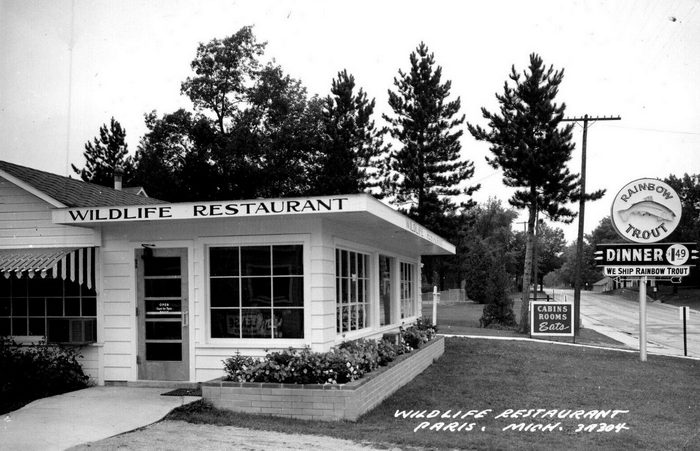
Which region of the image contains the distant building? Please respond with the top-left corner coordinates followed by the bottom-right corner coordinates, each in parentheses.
top-left (592, 276), bottom-right (613, 293)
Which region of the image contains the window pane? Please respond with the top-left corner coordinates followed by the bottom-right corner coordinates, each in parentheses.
top-left (241, 277), bottom-right (271, 307)
top-left (47, 319), bottom-right (68, 342)
top-left (341, 306), bottom-right (349, 332)
top-left (146, 343), bottom-right (181, 361)
top-left (27, 277), bottom-right (62, 297)
top-left (11, 278), bottom-right (27, 297)
top-left (340, 250), bottom-right (348, 277)
top-left (274, 309), bottom-right (303, 338)
top-left (144, 256), bottom-right (180, 276)
top-left (12, 317), bottom-right (27, 335)
top-left (81, 283), bottom-right (97, 297)
top-left (145, 278), bottom-right (181, 297)
top-left (0, 298), bottom-right (11, 316)
top-left (146, 321), bottom-right (182, 340)
top-left (0, 277), bottom-right (10, 295)
top-left (210, 247), bottom-right (239, 276)
top-left (82, 298), bottom-right (97, 317)
top-left (210, 278), bottom-right (239, 307)
top-left (241, 309), bottom-right (272, 338)
top-left (65, 280), bottom-right (80, 296)
top-left (241, 246), bottom-right (270, 276)
top-left (28, 318), bottom-right (45, 336)
top-left (211, 309), bottom-right (239, 338)
top-left (0, 318), bottom-right (9, 335)
top-left (28, 299), bottom-right (44, 316)
top-left (341, 278), bottom-right (348, 304)
top-left (65, 298), bottom-right (80, 316)
top-left (273, 245), bottom-right (303, 275)
top-left (335, 249), bottom-right (340, 277)
top-left (379, 255), bottom-right (393, 326)
top-left (273, 277), bottom-right (303, 307)
top-left (12, 298), bottom-right (27, 316)
top-left (46, 298), bottom-right (63, 316)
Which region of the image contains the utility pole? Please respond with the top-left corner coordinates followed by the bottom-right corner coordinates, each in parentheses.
top-left (561, 114), bottom-right (621, 334)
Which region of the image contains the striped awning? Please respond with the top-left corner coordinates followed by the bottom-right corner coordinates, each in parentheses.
top-left (0, 247), bottom-right (96, 289)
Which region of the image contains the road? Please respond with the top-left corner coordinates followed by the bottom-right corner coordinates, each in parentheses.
top-left (551, 289), bottom-right (700, 358)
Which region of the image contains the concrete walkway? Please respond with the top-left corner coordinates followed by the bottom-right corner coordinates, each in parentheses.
top-left (0, 386), bottom-right (200, 451)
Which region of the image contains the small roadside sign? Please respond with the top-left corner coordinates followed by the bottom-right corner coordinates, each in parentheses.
top-left (530, 302), bottom-right (574, 337)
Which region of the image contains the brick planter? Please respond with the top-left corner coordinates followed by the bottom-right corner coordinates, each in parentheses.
top-left (202, 336), bottom-right (445, 421)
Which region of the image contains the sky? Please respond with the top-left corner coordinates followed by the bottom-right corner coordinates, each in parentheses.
top-left (1, 0), bottom-right (699, 243)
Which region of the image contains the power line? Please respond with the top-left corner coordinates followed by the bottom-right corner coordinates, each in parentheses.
top-left (561, 114), bottom-right (621, 336)
top-left (601, 123), bottom-right (700, 136)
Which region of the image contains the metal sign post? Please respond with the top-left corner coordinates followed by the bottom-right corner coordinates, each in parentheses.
top-left (680, 306), bottom-right (690, 356)
top-left (639, 276), bottom-right (647, 361)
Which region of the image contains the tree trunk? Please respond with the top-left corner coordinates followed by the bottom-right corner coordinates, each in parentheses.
top-left (519, 205), bottom-right (537, 333)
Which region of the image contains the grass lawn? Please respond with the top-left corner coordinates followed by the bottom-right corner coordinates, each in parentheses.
top-left (421, 297), bottom-right (626, 348)
top-left (168, 337), bottom-right (700, 450)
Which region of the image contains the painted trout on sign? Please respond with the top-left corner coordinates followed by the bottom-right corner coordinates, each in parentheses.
top-left (617, 196), bottom-right (676, 222)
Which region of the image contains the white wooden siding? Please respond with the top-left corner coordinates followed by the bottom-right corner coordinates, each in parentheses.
top-left (0, 178), bottom-right (97, 248)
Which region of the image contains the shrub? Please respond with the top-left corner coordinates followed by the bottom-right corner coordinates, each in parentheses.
top-left (0, 337), bottom-right (90, 414)
top-left (223, 321), bottom-right (437, 384)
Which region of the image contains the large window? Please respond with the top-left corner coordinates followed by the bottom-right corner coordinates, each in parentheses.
top-left (336, 249), bottom-right (370, 334)
top-left (400, 262), bottom-right (416, 318)
top-left (0, 276), bottom-right (97, 343)
top-left (209, 245), bottom-right (303, 339)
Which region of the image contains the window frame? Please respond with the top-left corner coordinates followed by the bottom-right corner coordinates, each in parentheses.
top-left (399, 261), bottom-right (418, 320)
top-left (0, 275), bottom-right (98, 344)
top-left (335, 247), bottom-right (371, 337)
top-left (202, 235), bottom-right (310, 347)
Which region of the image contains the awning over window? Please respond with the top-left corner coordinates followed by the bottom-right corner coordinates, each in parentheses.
top-left (0, 247), bottom-right (96, 289)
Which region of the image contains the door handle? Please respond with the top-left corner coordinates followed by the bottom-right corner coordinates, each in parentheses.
top-left (183, 309), bottom-right (189, 327)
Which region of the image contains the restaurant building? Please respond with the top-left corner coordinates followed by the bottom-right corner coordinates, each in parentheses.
top-left (0, 160), bottom-right (454, 384)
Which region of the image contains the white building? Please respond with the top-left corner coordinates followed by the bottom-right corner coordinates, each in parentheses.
top-left (0, 160), bottom-right (454, 384)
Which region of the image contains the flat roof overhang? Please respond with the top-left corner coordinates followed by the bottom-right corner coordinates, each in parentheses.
top-left (51, 193), bottom-right (455, 255)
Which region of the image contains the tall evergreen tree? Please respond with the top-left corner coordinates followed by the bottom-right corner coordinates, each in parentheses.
top-left (72, 117), bottom-right (135, 187)
top-left (468, 53), bottom-right (603, 333)
top-left (382, 42), bottom-right (478, 225)
top-left (313, 70), bottom-right (383, 195)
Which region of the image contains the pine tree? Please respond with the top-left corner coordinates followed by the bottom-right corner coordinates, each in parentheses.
top-left (313, 70), bottom-right (383, 195)
top-left (468, 53), bottom-right (604, 333)
top-left (72, 117), bottom-right (135, 187)
top-left (382, 42), bottom-right (478, 225)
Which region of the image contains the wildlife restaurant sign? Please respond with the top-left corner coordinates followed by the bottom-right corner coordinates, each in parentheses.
top-left (610, 178), bottom-right (682, 243)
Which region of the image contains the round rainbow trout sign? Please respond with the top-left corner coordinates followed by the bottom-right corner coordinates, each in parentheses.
top-left (611, 178), bottom-right (682, 243)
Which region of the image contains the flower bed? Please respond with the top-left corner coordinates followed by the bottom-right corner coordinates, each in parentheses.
top-left (203, 320), bottom-right (444, 421)
top-left (222, 319), bottom-right (436, 385)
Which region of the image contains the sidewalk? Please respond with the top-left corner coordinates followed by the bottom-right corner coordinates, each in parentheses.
top-left (0, 386), bottom-right (200, 451)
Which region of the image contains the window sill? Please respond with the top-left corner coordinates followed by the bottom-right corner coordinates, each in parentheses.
top-left (4, 336), bottom-right (104, 347)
